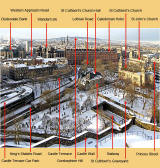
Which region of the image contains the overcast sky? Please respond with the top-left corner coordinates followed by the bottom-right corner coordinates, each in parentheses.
top-left (0, 28), bottom-right (159, 41)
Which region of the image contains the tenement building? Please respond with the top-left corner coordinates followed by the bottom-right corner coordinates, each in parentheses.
top-left (2, 57), bottom-right (68, 80)
top-left (65, 48), bottom-right (118, 65)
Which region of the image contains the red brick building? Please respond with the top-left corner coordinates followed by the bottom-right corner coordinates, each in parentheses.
top-left (65, 48), bottom-right (118, 65)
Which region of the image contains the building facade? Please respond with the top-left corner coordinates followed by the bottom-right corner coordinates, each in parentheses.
top-left (65, 48), bottom-right (118, 65)
top-left (118, 50), bottom-right (154, 86)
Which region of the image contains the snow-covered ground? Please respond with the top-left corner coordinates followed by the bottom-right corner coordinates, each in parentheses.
top-left (8, 96), bottom-right (109, 137)
top-left (29, 76), bottom-right (73, 99)
top-left (1, 72), bottom-right (159, 148)
top-left (50, 125), bottom-right (160, 148)
top-left (99, 86), bottom-right (153, 122)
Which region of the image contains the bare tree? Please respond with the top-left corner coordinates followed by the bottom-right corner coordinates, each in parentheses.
top-left (41, 90), bottom-right (58, 114)
top-left (115, 78), bottom-right (131, 99)
top-left (63, 88), bottom-right (74, 100)
top-left (14, 122), bottom-right (21, 145)
top-left (96, 59), bottom-right (107, 77)
top-left (151, 91), bottom-right (159, 125)
top-left (82, 96), bottom-right (93, 111)
top-left (69, 101), bottom-right (80, 118)
top-left (125, 84), bottom-right (136, 108)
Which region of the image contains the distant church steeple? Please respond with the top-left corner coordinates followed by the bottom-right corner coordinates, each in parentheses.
top-left (67, 35), bottom-right (69, 44)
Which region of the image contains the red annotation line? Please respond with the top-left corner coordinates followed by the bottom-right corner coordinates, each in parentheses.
top-left (46, 23), bottom-right (48, 48)
top-left (31, 13), bottom-right (32, 56)
top-left (125, 13), bottom-right (127, 68)
top-left (96, 83), bottom-right (98, 159)
top-left (154, 62), bottom-right (156, 151)
top-left (58, 78), bottom-right (61, 151)
top-left (87, 22), bottom-right (88, 65)
top-left (4, 102), bottom-right (6, 158)
top-left (112, 115), bottom-right (114, 149)
top-left (138, 22), bottom-right (140, 60)
top-left (10, 22), bottom-right (11, 50)
top-left (125, 101), bottom-right (127, 159)
top-left (75, 38), bottom-right (77, 159)
top-left (108, 21), bottom-right (110, 52)
top-left (30, 107), bottom-right (31, 152)
top-left (95, 13), bottom-right (96, 73)
top-left (85, 137), bottom-right (87, 152)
